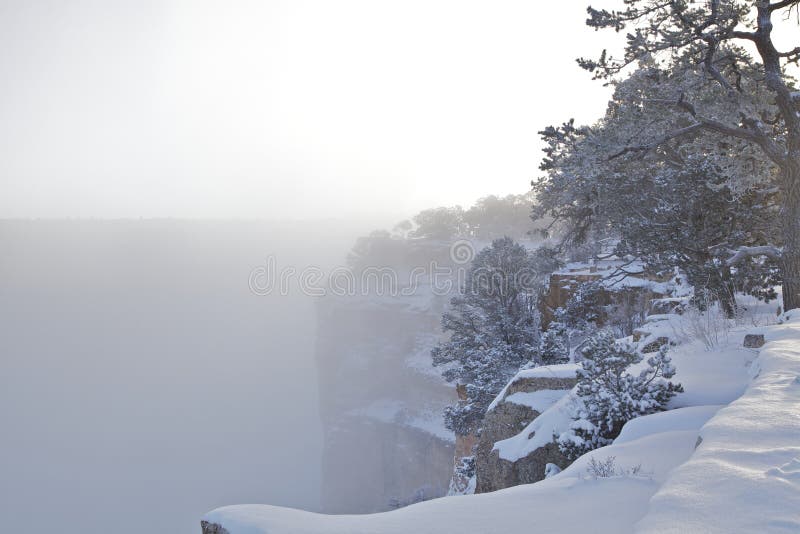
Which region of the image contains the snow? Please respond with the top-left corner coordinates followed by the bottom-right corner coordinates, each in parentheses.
top-left (493, 391), bottom-right (575, 461)
top-left (203, 309), bottom-right (800, 534)
top-left (613, 405), bottom-right (722, 444)
top-left (486, 363), bottom-right (578, 412)
top-left (551, 258), bottom-right (684, 295)
top-left (666, 337), bottom-right (753, 407)
top-left (516, 363), bottom-right (580, 379)
top-left (404, 411), bottom-right (454, 443)
top-left (634, 313), bottom-right (800, 533)
top-left (504, 389), bottom-right (569, 413)
top-left (203, 406), bottom-right (710, 534)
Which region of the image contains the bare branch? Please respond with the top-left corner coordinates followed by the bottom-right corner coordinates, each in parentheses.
top-left (609, 123), bottom-right (703, 160)
top-left (769, 0), bottom-right (800, 12)
top-left (698, 116), bottom-right (786, 165)
top-left (730, 30), bottom-right (757, 41)
top-left (609, 97), bottom-right (786, 166)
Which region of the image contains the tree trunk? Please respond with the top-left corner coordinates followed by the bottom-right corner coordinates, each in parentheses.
top-left (718, 265), bottom-right (738, 319)
top-left (780, 163), bottom-right (800, 312)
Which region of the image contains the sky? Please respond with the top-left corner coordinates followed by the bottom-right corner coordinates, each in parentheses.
top-left (0, 1), bottom-right (621, 220)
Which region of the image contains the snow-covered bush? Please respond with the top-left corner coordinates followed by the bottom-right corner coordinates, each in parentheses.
top-left (585, 456), bottom-right (645, 479)
top-left (586, 456), bottom-right (617, 478)
top-left (558, 330), bottom-right (683, 460)
top-left (447, 456), bottom-right (476, 495)
top-left (544, 463), bottom-right (562, 479)
top-left (673, 294), bottom-right (731, 350)
top-left (539, 310), bottom-right (571, 364)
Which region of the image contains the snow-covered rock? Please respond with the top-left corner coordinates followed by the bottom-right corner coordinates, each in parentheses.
top-left (475, 365), bottom-right (577, 493)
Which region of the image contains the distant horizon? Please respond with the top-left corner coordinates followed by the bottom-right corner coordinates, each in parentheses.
top-left (0, 188), bottom-right (534, 226)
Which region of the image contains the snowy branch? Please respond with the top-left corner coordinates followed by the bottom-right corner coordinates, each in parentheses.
top-left (609, 103), bottom-right (787, 167)
top-left (726, 245), bottom-right (782, 266)
top-left (608, 123), bottom-right (703, 160)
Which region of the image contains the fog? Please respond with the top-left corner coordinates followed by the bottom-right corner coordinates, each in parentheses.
top-left (0, 3), bottom-right (623, 531)
top-left (0, 0), bottom-right (620, 220)
top-left (0, 219), bottom-right (375, 533)
top-left (7, 2), bottom-right (799, 533)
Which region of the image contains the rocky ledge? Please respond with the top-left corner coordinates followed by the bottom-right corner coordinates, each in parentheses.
top-left (474, 366), bottom-right (578, 493)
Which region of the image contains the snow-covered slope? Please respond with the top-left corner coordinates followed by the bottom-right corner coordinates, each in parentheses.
top-left (204, 313), bottom-right (800, 533)
top-left (202, 405), bottom-right (713, 533)
top-left (635, 311), bottom-right (800, 533)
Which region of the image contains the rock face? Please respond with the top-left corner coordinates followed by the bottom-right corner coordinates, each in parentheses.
top-left (449, 384), bottom-right (479, 494)
top-left (474, 370), bottom-right (577, 493)
top-left (200, 521), bottom-right (229, 534)
top-left (539, 259), bottom-right (672, 328)
top-left (315, 240), bottom-right (460, 513)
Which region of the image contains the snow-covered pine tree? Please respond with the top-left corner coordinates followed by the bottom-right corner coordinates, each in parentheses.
top-left (432, 237), bottom-right (561, 435)
top-left (539, 308), bottom-right (571, 364)
top-left (576, 0), bottom-right (800, 312)
top-left (533, 61), bottom-right (781, 315)
top-left (558, 330), bottom-right (683, 460)
top-left (564, 281), bottom-right (605, 327)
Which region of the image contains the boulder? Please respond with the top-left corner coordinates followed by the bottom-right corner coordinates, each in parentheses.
top-left (632, 328), bottom-right (649, 342)
top-left (649, 298), bottom-right (685, 316)
top-left (476, 441), bottom-right (569, 494)
top-left (743, 334), bottom-right (766, 348)
top-left (641, 336), bottom-right (671, 353)
top-left (474, 369), bottom-right (577, 493)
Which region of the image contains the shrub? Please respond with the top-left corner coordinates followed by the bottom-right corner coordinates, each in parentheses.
top-left (558, 330), bottom-right (683, 459)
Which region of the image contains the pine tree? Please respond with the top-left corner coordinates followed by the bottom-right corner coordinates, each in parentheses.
top-left (558, 330), bottom-right (683, 459)
top-left (533, 61), bottom-right (781, 314)
top-left (432, 237), bottom-right (561, 435)
top-left (564, 281), bottom-right (605, 328)
top-left (539, 309), bottom-right (571, 364)
top-left (576, 0), bottom-right (800, 312)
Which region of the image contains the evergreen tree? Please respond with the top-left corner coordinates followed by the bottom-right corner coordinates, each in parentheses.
top-left (539, 309), bottom-right (571, 364)
top-left (432, 238), bottom-right (561, 434)
top-left (533, 61), bottom-right (781, 314)
top-left (558, 330), bottom-right (683, 459)
top-left (564, 281), bottom-right (605, 328)
top-left (576, 0), bottom-right (800, 312)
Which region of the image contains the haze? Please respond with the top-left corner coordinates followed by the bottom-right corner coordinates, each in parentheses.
top-left (0, 0), bottom-right (618, 219)
top-left (7, 3), bottom-right (799, 534)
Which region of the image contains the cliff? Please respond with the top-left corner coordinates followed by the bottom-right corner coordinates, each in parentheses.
top-left (314, 240), bottom-right (461, 513)
top-left (204, 301), bottom-right (794, 534)
top-left (474, 365), bottom-right (578, 492)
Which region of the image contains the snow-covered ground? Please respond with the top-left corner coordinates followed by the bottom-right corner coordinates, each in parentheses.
top-left (204, 309), bottom-right (800, 533)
